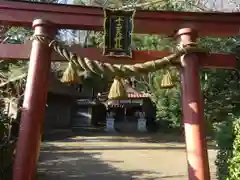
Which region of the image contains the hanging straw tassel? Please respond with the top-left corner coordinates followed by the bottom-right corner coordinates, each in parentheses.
top-left (61, 61), bottom-right (82, 84)
top-left (108, 77), bottom-right (128, 100)
top-left (160, 70), bottom-right (174, 89)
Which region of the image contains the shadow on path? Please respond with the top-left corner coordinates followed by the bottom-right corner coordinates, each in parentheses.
top-left (38, 131), bottom-right (216, 179)
top-left (40, 145), bottom-right (186, 151)
top-left (37, 144), bottom-right (186, 180)
top-left (43, 130), bottom-right (217, 150)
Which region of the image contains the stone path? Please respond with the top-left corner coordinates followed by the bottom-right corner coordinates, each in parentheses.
top-left (37, 134), bottom-right (217, 180)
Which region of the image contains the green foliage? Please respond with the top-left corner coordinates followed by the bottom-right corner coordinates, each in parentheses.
top-left (215, 117), bottom-right (240, 180)
top-left (155, 85), bottom-right (182, 128)
top-left (227, 119), bottom-right (240, 180)
top-left (6, 27), bottom-right (32, 43)
top-left (199, 37), bottom-right (240, 124)
top-left (215, 119), bottom-right (234, 180)
top-left (135, 68), bottom-right (182, 129)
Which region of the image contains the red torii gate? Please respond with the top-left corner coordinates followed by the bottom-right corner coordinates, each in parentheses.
top-left (0, 1), bottom-right (239, 180)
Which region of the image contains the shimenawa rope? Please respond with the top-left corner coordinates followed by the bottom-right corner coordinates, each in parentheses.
top-left (32, 35), bottom-right (207, 78)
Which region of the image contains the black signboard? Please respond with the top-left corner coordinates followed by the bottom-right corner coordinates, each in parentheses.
top-left (103, 9), bottom-right (135, 58)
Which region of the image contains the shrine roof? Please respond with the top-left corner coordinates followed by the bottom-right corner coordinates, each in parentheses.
top-left (99, 80), bottom-right (150, 100)
top-left (123, 82), bottom-right (150, 99)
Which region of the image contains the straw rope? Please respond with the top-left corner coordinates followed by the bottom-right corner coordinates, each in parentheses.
top-left (32, 35), bottom-right (207, 78)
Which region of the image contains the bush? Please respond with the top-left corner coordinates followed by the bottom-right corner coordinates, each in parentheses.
top-left (227, 119), bottom-right (240, 180)
top-left (215, 117), bottom-right (240, 180)
top-left (215, 120), bottom-right (234, 180)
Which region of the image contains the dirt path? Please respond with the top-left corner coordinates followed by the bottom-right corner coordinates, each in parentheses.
top-left (37, 134), bottom-right (217, 180)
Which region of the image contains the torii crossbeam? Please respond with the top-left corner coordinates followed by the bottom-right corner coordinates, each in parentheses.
top-left (0, 1), bottom-right (238, 180)
top-left (1, 0), bottom-right (240, 36)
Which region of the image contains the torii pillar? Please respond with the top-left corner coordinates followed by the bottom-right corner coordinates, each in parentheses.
top-left (176, 28), bottom-right (211, 180)
top-left (12, 19), bottom-right (56, 180)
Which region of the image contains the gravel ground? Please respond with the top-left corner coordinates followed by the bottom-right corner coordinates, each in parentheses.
top-left (37, 133), bottom-right (217, 180)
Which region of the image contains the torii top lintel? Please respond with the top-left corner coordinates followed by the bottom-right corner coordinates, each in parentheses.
top-left (1, 1), bottom-right (240, 37)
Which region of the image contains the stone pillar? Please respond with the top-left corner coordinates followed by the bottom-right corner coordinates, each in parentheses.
top-left (105, 111), bottom-right (116, 132)
top-left (137, 111), bottom-right (147, 132)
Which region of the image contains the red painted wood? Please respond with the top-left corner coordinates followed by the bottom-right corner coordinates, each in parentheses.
top-left (180, 54), bottom-right (211, 180)
top-left (200, 53), bottom-right (237, 69)
top-left (0, 1), bottom-right (240, 36)
top-left (177, 28), bottom-right (210, 180)
top-left (0, 42), bottom-right (236, 68)
top-left (12, 19), bottom-right (56, 180)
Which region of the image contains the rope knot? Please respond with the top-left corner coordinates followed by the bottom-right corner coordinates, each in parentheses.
top-left (176, 43), bottom-right (187, 54)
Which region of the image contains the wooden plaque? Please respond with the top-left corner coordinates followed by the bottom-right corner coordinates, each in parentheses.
top-left (103, 9), bottom-right (135, 58)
